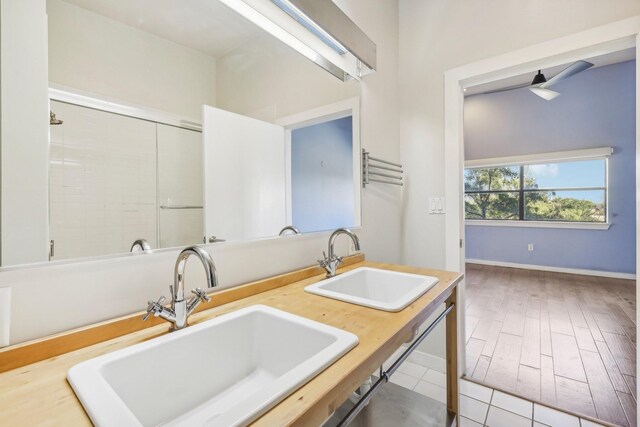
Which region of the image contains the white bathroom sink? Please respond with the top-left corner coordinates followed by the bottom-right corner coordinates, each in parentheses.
top-left (305, 267), bottom-right (439, 312)
top-left (67, 305), bottom-right (358, 427)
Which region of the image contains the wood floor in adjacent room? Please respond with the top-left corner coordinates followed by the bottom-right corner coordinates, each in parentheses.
top-left (465, 263), bottom-right (637, 427)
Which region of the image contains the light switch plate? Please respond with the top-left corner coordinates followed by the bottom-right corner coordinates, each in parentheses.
top-left (428, 197), bottom-right (446, 214)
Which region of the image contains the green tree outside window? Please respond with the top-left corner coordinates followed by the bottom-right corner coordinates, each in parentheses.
top-left (464, 163), bottom-right (606, 223)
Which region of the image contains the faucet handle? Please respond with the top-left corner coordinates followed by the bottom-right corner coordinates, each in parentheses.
top-left (318, 252), bottom-right (327, 266)
top-left (319, 251), bottom-right (332, 264)
top-left (143, 296), bottom-right (166, 321)
top-left (191, 288), bottom-right (211, 303)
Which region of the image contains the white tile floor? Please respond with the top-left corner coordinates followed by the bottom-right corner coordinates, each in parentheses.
top-left (385, 348), bottom-right (609, 427)
top-left (456, 380), bottom-right (608, 427)
top-left (383, 349), bottom-right (449, 405)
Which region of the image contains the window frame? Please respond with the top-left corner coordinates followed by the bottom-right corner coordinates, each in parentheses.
top-left (464, 149), bottom-right (611, 229)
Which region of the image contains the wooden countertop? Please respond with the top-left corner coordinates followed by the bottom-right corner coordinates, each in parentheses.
top-left (0, 260), bottom-right (462, 426)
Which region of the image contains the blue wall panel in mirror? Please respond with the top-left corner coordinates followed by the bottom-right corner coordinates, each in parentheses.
top-left (291, 116), bottom-right (354, 233)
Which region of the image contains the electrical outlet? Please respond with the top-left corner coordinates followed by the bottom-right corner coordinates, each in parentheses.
top-left (528, 244), bottom-right (534, 252)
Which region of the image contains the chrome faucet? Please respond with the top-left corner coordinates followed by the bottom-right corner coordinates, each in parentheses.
top-left (143, 246), bottom-right (219, 330)
top-left (130, 238), bottom-right (151, 253)
top-left (279, 225), bottom-right (301, 236)
top-left (319, 228), bottom-right (360, 278)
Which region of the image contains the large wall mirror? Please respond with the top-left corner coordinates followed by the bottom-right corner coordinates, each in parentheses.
top-left (3, 0), bottom-right (362, 267)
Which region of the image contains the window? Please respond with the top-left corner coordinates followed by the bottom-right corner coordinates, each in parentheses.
top-left (464, 159), bottom-right (607, 223)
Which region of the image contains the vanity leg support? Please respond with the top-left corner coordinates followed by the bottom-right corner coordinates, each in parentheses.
top-left (445, 287), bottom-right (459, 421)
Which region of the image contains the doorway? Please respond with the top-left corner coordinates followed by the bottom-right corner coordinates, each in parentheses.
top-left (444, 18), bottom-right (640, 426)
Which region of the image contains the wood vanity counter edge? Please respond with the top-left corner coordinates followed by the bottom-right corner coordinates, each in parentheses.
top-left (0, 258), bottom-right (463, 427)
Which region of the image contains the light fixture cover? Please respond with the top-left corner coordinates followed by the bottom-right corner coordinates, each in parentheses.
top-left (271, 0), bottom-right (347, 55)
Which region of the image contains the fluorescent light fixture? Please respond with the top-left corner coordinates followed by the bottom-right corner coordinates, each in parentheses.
top-left (217, 0), bottom-right (320, 64)
top-left (529, 87), bottom-right (561, 101)
top-left (271, 0), bottom-right (348, 55)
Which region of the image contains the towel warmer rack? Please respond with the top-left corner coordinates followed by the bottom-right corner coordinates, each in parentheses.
top-left (362, 149), bottom-right (403, 187)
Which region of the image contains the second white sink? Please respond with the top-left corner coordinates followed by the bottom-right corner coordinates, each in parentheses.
top-left (305, 267), bottom-right (439, 312)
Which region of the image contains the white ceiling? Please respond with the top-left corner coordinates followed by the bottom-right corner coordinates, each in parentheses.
top-left (464, 48), bottom-right (636, 96)
top-left (61, 0), bottom-right (261, 58)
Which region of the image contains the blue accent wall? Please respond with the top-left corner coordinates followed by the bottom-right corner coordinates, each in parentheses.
top-left (464, 60), bottom-right (636, 274)
top-left (291, 116), bottom-right (354, 232)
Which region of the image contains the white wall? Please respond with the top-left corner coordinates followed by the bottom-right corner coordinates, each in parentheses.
top-left (399, 0), bottom-right (640, 270)
top-left (333, 0), bottom-right (403, 264)
top-left (0, 0), bottom-right (402, 345)
top-left (47, 0), bottom-right (216, 120)
top-left (215, 32), bottom-right (359, 122)
top-left (0, 0), bottom-right (51, 266)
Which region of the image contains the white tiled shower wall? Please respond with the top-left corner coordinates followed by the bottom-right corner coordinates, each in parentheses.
top-left (49, 101), bottom-right (204, 261)
top-left (49, 101), bottom-right (158, 260)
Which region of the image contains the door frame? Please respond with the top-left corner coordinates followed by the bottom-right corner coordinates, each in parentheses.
top-left (443, 16), bottom-right (640, 380)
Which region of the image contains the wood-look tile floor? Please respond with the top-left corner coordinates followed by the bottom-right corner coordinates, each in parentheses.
top-left (465, 264), bottom-right (637, 427)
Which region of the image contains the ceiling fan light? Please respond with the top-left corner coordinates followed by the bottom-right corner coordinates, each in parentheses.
top-left (529, 87), bottom-right (560, 101)
top-left (531, 70), bottom-right (547, 86)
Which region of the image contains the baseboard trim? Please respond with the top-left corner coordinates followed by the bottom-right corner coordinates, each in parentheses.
top-left (465, 259), bottom-right (636, 280)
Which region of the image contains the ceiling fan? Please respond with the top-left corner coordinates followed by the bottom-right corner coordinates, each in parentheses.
top-left (476, 60), bottom-right (594, 100)
top-left (528, 60), bottom-right (593, 100)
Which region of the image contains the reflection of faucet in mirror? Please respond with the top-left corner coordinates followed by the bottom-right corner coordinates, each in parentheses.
top-left (130, 239), bottom-right (151, 253)
top-left (318, 228), bottom-right (360, 278)
top-left (279, 225), bottom-right (301, 236)
top-left (143, 246), bottom-right (219, 330)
